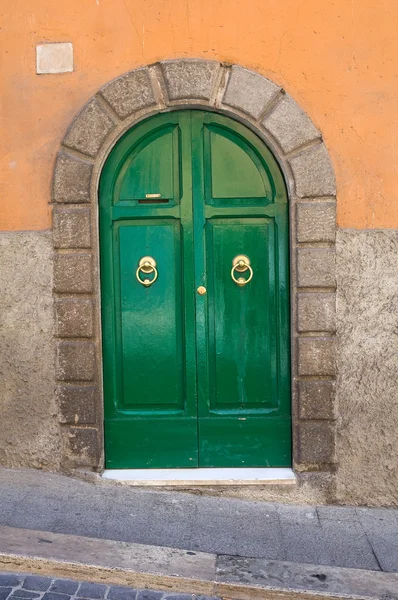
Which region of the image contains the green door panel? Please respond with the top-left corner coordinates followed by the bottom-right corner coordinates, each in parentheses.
top-left (100, 109), bottom-right (291, 469)
top-left (118, 124), bottom-right (180, 203)
top-left (105, 418), bottom-right (198, 469)
top-left (118, 221), bottom-right (184, 410)
top-left (199, 417), bottom-right (291, 467)
top-left (204, 124), bottom-right (272, 201)
top-left (205, 218), bottom-right (277, 410)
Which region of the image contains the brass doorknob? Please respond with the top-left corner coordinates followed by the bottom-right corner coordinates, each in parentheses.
top-left (231, 255), bottom-right (253, 287)
top-left (197, 286), bottom-right (207, 295)
top-left (136, 256), bottom-right (158, 287)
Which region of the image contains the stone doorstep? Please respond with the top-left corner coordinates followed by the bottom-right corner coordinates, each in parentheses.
top-left (101, 467), bottom-right (297, 486)
top-left (0, 526), bottom-right (397, 600)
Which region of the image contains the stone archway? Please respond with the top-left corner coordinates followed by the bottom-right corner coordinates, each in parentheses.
top-left (52, 59), bottom-right (337, 481)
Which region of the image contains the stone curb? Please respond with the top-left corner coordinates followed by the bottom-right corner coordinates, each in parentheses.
top-left (0, 526), bottom-right (397, 600)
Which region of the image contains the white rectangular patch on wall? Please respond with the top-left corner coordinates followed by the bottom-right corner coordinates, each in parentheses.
top-left (36, 43), bottom-right (73, 74)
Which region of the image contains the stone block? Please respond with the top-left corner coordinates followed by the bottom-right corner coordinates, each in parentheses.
top-left (36, 43), bottom-right (73, 74)
top-left (57, 385), bottom-right (97, 424)
top-left (296, 201), bottom-right (336, 242)
top-left (160, 59), bottom-right (219, 101)
top-left (53, 253), bottom-right (92, 293)
top-left (297, 248), bottom-right (336, 288)
top-left (298, 380), bottom-right (336, 420)
top-left (101, 68), bottom-right (156, 118)
top-left (56, 341), bottom-right (96, 381)
top-left (63, 98), bottom-right (115, 158)
top-left (55, 298), bottom-right (94, 338)
top-left (53, 152), bottom-right (93, 203)
top-left (262, 95), bottom-right (320, 153)
top-left (53, 207), bottom-right (91, 249)
top-left (67, 426), bottom-right (99, 466)
top-left (222, 65), bottom-right (280, 120)
top-left (298, 337), bottom-right (336, 376)
top-left (297, 421), bottom-right (336, 464)
top-left (298, 292), bottom-right (336, 332)
top-left (289, 144), bottom-right (336, 197)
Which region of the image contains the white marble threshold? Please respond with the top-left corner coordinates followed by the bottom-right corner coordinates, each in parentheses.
top-left (102, 467), bottom-right (296, 486)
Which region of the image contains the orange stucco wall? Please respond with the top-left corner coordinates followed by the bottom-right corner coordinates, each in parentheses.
top-left (1, 0), bottom-right (397, 230)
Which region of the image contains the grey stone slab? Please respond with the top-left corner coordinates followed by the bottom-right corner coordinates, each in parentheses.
top-left (0, 576), bottom-right (22, 588)
top-left (298, 337), bottom-right (337, 377)
top-left (107, 585), bottom-right (137, 600)
top-left (63, 98), bottom-right (115, 158)
top-left (101, 69), bottom-right (156, 119)
top-left (53, 253), bottom-right (93, 294)
top-left (298, 380), bottom-right (336, 420)
top-left (77, 582), bottom-right (107, 599)
top-left (276, 504), bottom-right (320, 526)
top-left (356, 507), bottom-right (398, 527)
top-left (0, 526), bottom-right (217, 590)
top-left (363, 527), bottom-right (398, 572)
top-left (298, 292), bottom-right (336, 333)
top-left (0, 589), bottom-right (12, 600)
top-left (53, 152), bottom-right (92, 204)
top-left (0, 497), bottom-right (60, 532)
top-left (191, 496), bottom-right (282, 559)
top-left (280, 523), bottom-right (331, 565)
top-left (160, 60), bottom-right (219, 101)
top-left (67, 427), bottom-right (99, 466)
top-left (191, 513), bottom-right (283, 559)
top-left (289, 143), bottom-right (336, 197)
top-left (298, 421), bottom-right (336, 465)
top-left (317, 506), bottom-right (357, 522)
top-left (53, 207), bottom-right (91, 250)
top-left (222, 65), bottom-right (280, 119)
top-left (215, 555), bottom-right (398, 599)
top-left (296, 201), bottom-right (336, 242)
top-left (42, 594), bottom-right (71, 600)
top-left (22, 576), bottom-right (52, 591)
top-left (55, 298), bottom-right (94, 338)
top-left (56, 342), bottom-right (96, 382)
top-left (135, 593), bottom-right (163, 600)
top-left (10, 592), bottom-right (41, 599)
top-left (320, 521), bottom-right (380, 570)
top-left (49, 580), bottom-right (79, 595)
top-left (57, 386), bottom-right (97, 425)
top-left (262, 95), bottom-right (320, 153)
top-left (356, 508), bottom-right (398, 572)
top-left (297, 248), bottom-right (336, 288)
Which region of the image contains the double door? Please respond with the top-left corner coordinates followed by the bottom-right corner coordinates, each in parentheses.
top-left (100, 110), bottom-right (291, 469)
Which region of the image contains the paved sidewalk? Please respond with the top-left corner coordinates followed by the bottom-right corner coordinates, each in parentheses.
top-left (0, 572), bottom-right (217, 600)
top-left (0, 467), bottom-right (398, 573)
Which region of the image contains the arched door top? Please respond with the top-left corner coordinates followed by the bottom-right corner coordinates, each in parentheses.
top-left (53, 60), bottom-right (335, 203)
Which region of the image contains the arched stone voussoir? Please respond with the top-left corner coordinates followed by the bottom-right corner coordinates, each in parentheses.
top-left (100, 67), bottom-right (157, 119)
top-left (221, 65), bottom-right (281, 121)
top-left (262, 94), bottom-right (321, 155)
top-left (159, 59), bottom-right (220, 102)
top-left (53, 151), bottom-right (93, 204)
top-left (63, 97), bottom-right (117, 158)
top-left (289, 143), bottom-right (336, 198)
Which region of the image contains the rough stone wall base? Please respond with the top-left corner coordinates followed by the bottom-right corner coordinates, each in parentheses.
top-left (335, 229), bottom-right (398, 506)
top-left (0, 231), bottom-right (61, 470)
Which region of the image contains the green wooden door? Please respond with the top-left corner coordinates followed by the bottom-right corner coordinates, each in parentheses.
top-left (100, 110), bottom-right (291, 469)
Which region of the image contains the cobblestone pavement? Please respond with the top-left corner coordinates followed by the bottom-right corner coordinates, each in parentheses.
top-left (0, 573), bottom-right (219, 600)
top-left (1, 468), bottom-right (398, 572)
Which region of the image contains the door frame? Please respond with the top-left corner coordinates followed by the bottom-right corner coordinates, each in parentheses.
top-left (52, 60), bottom-right (337, 485)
